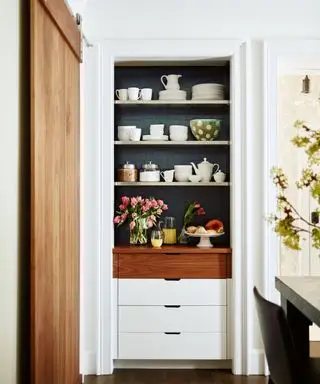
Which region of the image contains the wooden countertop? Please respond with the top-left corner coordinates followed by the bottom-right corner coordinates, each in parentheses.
top-left (113, 245), bottom-right (232, 254)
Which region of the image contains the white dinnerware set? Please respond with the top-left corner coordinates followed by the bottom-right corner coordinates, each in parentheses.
top-left (191, 83), bottom-right (224, 100)
top-left (115, 87), bottom-right (153, 101)
top-left (117, 124), bottom-right (189, 142)
top-left (174, 158), bottom-right (227, 183)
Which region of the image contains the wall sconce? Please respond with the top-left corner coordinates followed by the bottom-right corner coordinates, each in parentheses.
top-left (302, 75), bottom-right (310, 93)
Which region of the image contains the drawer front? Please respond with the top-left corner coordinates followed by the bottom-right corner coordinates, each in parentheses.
top-left (119, 306), bottom-right (226, 333)
top-left (118, 279), bottom-right (227, 305)
top-left (115, 253), bottom-right (230, 278)
top-left (119, 333), bottom-right (226, 360)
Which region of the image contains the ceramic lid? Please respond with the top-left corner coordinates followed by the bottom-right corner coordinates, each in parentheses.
top-left (122, 161), bottom-right (136, 169)
top-left (199, 157), bottom-right (212, 165)
top-left (142, 161), bottom-right (159, 170)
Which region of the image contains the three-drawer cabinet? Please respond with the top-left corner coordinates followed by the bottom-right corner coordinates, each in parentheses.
top-left (113, 246), bottom-right (232, 360)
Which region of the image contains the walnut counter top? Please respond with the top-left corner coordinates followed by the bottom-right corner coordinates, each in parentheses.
top-left (113, 245), bottom-right (232, 279)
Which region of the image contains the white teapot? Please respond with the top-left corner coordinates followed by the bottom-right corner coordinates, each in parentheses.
top-left (190, 158), bottom-right (219, 183)
top-left (161, 74), bottom-right (182, 90)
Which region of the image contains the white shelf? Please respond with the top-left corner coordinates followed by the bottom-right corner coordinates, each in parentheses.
top-left (115, 140), bottom-right (230, 146)
top-left (114, 100), bottom-right (230, 105)
top-left (115, 182), bottom-right (230, 187)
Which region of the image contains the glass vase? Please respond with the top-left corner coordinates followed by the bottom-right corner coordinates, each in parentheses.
top-left (129, 217), bottom-right (148, 245)
top-left (178, 226), bottom-right (189, 244)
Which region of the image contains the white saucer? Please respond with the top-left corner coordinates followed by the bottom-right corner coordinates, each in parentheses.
top-left (142, 135), bottom-right (169, 141)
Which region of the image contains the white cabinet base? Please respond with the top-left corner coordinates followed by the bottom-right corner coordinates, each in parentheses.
top-left (114, 359), bottom-right (232, 369)
top-left (119, 333), bottom-right (226, 360)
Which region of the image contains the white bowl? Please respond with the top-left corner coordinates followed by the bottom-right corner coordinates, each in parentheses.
top-left (170, 134), bottom-right (188, 141)
top-left (188, 175), bottom-right (202, 182)
top-left (118, 125), bottom-right (136, 141)
top-left (174, 165), bottom-right (192, 181)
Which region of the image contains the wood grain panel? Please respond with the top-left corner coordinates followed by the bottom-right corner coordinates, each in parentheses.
top-left (113, 245), bottom-right (232, 254)
top-left (40, 0), bottom-right (81, 60)
top-left (31, 0), bottom-right (80, 383)
top-left (226, 254), bottom-right (232, 278)
top-left (114, 253), bottom-right (229, 278)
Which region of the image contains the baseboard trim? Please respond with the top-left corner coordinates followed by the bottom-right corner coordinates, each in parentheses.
top-left (247, 349), bottom-right (266, 375)
top-left (113, 359), bottom-right (232, 370)
top-left (83, 351), bottom-right (97, 374)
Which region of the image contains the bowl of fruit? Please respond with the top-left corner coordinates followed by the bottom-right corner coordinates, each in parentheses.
top-left (186, 219), bottom-right (224, 248)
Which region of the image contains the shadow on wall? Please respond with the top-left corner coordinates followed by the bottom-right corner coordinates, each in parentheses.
top-left (17, 0), bottom-right (30, 382)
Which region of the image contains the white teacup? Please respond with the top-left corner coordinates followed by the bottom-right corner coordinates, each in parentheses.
top-left (141, 88), bottom-right (153, 101)
top-left (115, 89), bottom-right (128, 101)
top-left (118, 125), bottom-right (136, 141)
top-left (128, 87), bottom-right (141, 101)
top-left (150, 124), bottom-right (165, 137)
top-left (213, 170), bottom-right (226, 182)
top-left (174, 165), bottom-right (192, 182)
top-left (130, 128), bottom-right (142, 141)
top-left (161, 169), bottom-right (174, 182)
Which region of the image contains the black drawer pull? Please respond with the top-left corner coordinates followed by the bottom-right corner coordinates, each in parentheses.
top-left (164, 332), bottom-right (181, 335)
top-left (164, 278), bottom-right (181, 281)
top-left (164, 305), bottom-right (181, 308)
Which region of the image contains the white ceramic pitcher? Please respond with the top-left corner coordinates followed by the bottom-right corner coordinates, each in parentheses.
top-left (161, 74), bottom-right (182, 90)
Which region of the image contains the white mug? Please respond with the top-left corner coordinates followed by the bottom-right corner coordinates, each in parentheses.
top-left (115, 89), bottom-right (128, 101)
top-left (150, 124), bottom-right (164, 137)
top-left (130, 128), bottom-right (142, 141)
top-left (213, 170), bottom-right (226, 182)
top-left (141, 88), bottom-right (153, 101)
top-left (160, 169), bottom-right (174, 182)
top-left (128, 87), bottom-right (141, 101)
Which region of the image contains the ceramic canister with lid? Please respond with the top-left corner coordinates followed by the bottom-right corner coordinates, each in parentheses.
top-left (117, 161), bottom-right (138, 182)
top-left (139, 161), bottom-right (160, 182)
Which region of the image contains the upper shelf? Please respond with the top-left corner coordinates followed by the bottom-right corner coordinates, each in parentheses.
top-left (114, 100), bottom-right (230, 106)
top-left (115, 140), bottom-right (230, 146)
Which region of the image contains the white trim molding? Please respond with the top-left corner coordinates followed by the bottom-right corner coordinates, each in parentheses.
top-left (84, 38), bottom-right (252, 375)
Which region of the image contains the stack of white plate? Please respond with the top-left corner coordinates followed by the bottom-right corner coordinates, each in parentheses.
top-left (159, 89), bottom-right (187, 100)
top-left (191, 83), bottom-right (224, 100)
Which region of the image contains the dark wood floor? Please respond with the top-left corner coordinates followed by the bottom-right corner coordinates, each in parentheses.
top-left (85, 370), bottom-right (268, 383)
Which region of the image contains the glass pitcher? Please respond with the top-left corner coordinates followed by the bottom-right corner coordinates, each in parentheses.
top-left (163, 216), bottom-right (177, 244)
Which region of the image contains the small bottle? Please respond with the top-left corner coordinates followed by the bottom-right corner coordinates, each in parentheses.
top-left (151, 223), bottom-right (164, 248)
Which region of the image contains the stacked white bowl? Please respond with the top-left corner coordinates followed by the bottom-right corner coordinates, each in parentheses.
top-left (191, 83), bottom-right (224, 100)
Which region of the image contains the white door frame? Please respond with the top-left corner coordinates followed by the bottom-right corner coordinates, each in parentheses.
top-left (263, 39), bottom-right (320, 306)
top-left (84, 38), bottom-right (252, 375)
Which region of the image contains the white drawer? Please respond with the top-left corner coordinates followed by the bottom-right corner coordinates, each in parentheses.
top-left (118, 279), bottom-right (226, 305)
top-left (119, 306), bottom-right (226, 333)
top-left (119, 332), bottom-right (226, 360)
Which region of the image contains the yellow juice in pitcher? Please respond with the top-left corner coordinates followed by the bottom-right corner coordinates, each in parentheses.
top-left (163, 228), bottom-right (177, 244)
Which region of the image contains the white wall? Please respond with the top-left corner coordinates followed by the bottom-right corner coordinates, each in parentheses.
top-left (83, 0), bottom-right (320, 40)
top-left (0, 0), bottom-right (20, 383)
top-left (74, 0), bottom-right (320, 375)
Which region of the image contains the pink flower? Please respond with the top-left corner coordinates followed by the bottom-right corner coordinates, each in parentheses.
top-left (150, 215), bottom-right (156, 221)
top-left (119, 204), bottom-right (126, 211)
top-left (162, 204), bottom-right (168, 210)
top-left (121, 196), bottom-right (130, 207)
top-left (130, 197), bottom-right (138, 207)
top-left (151, 200), bottom-right (158, 208)
top-left (142, 205), bottom-right (148, 212)
top-left (147, 219), bottom-right (154, 228)
top-left (157, 199), bottom-right (164, 207)
top-left (121, 213), bottom-right (128, 221)
top-left (157, 209), bottom-right (162, 215)
top-left (113, 215), bottom-right (121, 224)
top-left (194, 203), bottom-right (200, 209)
top-left (129, 221), bottom-right (136, 230)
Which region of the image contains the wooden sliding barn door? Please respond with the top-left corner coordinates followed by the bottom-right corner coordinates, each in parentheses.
top-left (30, 0), bottom-right (81, 383)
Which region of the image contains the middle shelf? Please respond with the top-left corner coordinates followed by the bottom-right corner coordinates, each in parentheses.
top-left (115, 182), bottom-right (230, 187)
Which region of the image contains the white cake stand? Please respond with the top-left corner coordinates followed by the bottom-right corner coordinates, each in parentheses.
top-left (186, 232), bottom-right (225, 248)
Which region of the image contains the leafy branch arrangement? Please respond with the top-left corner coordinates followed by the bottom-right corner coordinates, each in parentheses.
top-left (270, 120), bottom-right (320, 250)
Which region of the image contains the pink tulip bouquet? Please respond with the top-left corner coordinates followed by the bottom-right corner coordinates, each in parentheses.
top-left (114, 196), bottom-right (168, 244)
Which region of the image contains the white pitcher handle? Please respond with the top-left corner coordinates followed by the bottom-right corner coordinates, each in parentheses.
top-left (161, 75), bottom-right (168, 89)
top-left (160, 171), bottom-right (165, 179)
top-left (138, 89), bottom-right (142, 100)
top-left (115, 89), bottom-right (120, 99)
top-left (212, 163), bottom-right (220, 174)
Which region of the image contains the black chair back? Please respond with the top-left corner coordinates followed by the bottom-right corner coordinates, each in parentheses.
top-left (253, 286), bottom-right (302, 384)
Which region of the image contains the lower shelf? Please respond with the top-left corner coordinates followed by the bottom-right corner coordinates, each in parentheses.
top-left (115, 181), bottom-right (230, 187)
top-left (118, 332), bottom-right (226, 360)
